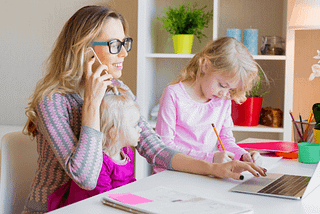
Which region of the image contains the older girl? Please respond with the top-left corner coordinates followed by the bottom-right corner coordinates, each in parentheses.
top-left (155, 37), bottom-right (262, 173)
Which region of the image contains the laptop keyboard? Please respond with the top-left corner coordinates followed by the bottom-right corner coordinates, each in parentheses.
top-left (258, 175), bottom-right (311, 197)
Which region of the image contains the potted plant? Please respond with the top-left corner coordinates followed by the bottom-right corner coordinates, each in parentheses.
top-left (231, 69), bottom-right (269, 126)
top-left (157, 3), bottom-right (213, 54)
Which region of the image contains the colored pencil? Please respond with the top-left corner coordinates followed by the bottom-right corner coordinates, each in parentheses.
top-left (211, 123), bottom-right (225, 151)
top-left (289, 111), bottom-right (303, 142)
top-left (303, 110), bottom-right (313, 141)
top-left (299, 114), bottom-right (305, 137)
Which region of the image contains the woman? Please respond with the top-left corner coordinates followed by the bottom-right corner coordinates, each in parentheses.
top-left (22, 5), bottom-right (266, 214)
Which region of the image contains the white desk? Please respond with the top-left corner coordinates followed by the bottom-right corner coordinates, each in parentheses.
top-left (49, 158), bottom-right (320, 214)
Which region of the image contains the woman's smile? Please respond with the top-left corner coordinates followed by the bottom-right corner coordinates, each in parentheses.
top-left (113, 62), bottom-right (123, 69)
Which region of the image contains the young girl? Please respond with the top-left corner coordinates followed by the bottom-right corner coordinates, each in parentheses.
top-left (155, 37), bottom-right (261, 173)
top-left (47, 87), bottom-right (141, 211)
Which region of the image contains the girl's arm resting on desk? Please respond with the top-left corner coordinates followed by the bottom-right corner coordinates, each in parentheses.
top-left (37, 93), bottom-right (103, 190)
top-left (171, 153), bottom-right (266, 180)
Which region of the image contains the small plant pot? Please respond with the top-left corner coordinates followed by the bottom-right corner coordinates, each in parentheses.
top-left (314, 128), bottom-right (320, 144)
top-left (172, 34), bottom-right (194, 54)
top-left (231, 97), bottom-right (263, 126)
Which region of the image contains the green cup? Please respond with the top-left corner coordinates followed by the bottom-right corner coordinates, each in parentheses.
top-left (298, 142), bottom-right (320, 164)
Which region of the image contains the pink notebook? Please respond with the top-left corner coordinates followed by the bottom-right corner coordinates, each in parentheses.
top-left (237, 141), bottom-right (298, 153)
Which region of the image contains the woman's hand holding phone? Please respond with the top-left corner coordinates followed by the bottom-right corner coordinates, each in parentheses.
top-left (84, 48), bottom-right (113, 106)
top-left (82, 48), bottom-right (113, 131)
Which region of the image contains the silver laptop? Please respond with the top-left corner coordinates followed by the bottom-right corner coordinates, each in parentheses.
top-left (230, 163), bottom-right (320, 200)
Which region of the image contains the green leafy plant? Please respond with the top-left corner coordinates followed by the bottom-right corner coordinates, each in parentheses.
top-left (313, 103), bottom-right (320, 129)
top-left (247, 69), bottom-right (269, 97)
top-left (157, 3), bottom-right (213, 43)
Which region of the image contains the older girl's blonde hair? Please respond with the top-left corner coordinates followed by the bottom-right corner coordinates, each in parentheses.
top-left (100, 87), bottom-right (140, 156)
top-left (171, 37), bottom-right (259, 104)
top-left (24, 5), bottom-right (129, 136)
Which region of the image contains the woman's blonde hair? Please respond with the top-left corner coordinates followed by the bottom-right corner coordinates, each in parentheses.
top-left (171, 37), bottom-right (259, 104)
top-left (24, 5), bottom-right (129, 136)
top-left (100, 87), bottom-right (140, 156)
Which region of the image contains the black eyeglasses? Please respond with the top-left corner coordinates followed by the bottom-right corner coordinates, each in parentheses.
top-left (91, 37), bottom-right (133, 54)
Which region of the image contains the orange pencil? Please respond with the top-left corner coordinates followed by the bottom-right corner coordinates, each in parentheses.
top-left (211, 123), bottom-right (225, 151)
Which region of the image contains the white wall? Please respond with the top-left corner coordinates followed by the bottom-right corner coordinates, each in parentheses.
top-left (0, 0), bottom-right (137, 125)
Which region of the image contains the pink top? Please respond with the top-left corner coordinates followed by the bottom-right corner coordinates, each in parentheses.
top-left (155, 82), bottom-right (247, 172)
top-left (47, 147), bottom-right (136, 211)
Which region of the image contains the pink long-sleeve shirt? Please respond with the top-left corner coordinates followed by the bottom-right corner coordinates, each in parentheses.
top-left (47, 147), bottom-right (136, 211)
top-left (154, 82), bottom-right (247, 172)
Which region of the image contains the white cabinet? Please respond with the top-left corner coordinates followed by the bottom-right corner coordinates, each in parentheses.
top-left (136, 0), bottom-right (293, 179)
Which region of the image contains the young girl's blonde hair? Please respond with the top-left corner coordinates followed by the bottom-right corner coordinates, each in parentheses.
top-left (100, 87), bottom-right (140, 156)
top-left (171, 37), bottom-right (259, 104)
top-left (24, 5), bottom-right (129, 136)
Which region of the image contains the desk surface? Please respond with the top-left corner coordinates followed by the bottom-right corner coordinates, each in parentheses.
top-left (49, 158), bottom-right (320, 214)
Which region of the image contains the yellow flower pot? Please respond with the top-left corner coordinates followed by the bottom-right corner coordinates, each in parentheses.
top-left (314, 128), bottom-right (320, 144)
top-left (172, 34), bottom-right (194, 54)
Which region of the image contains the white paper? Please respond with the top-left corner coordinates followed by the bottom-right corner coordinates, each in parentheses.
top-left (131, 186), bottom-right (253, 214)
top-left (260, 156), bottom-right (282, 170)
top-left (240, 156), bottom-right (282, 178)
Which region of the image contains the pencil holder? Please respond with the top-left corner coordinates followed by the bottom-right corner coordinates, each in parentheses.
top-left (292, 120), bottom-right (315, 143)
top-left (313, 128), bottom-right (320, 144)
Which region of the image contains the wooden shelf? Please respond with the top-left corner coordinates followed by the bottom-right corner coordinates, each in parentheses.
top-left (232, 125), bottom-right (284, 133)
top-left (146, 53), bottom-right (194, 58)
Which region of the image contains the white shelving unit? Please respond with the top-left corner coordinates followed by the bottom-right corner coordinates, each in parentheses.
top-left (136, 0), bottom-right (293, 180)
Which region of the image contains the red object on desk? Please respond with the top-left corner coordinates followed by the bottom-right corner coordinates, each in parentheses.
top-left (237, 141), bottom-right (298, 153)
top-left (274, 151), bottom-right (299, 159)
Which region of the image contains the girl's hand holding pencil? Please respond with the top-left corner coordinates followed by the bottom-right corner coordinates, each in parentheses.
top-left (212, 123), bottom-right (235, 163)
top-left (211, 123), bottom-right (262, 164)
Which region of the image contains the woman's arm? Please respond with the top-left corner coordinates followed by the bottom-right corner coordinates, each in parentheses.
top-left (171, 153), bottom-right (266, 180)
top-left (82, 56), bottom-right (113, 131)
top-left (36, 93), bottom-right (103, 190)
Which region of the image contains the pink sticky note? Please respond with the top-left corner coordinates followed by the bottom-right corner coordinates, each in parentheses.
top-left (108, 193), bottom-right (153, 205)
